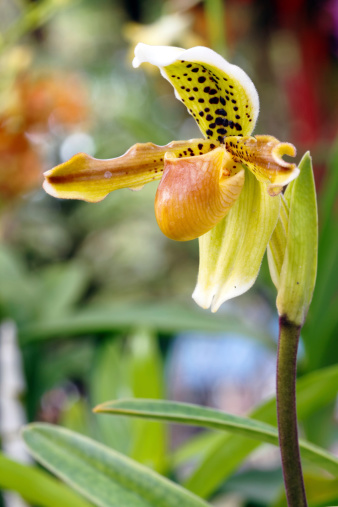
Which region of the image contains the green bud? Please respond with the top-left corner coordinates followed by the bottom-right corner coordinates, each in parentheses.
top-left (268, 152), bottom-right (318, 326)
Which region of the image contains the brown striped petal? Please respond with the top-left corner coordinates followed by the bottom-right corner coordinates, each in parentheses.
top-left (155, 147), bottom-right (244, 241)
top-left (43, 139), bottom-right (218, 203)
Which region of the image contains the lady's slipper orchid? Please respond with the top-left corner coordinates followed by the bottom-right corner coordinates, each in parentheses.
top-left (43, 44), bottom-right (300, 311)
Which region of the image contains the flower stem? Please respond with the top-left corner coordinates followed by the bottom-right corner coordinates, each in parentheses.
top-left (277, 316), bottom-right (307, 506)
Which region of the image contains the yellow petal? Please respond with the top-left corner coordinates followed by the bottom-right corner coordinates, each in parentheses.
top-left (225, 135), bottom-right (299, 195)
top-left (267, 195), bottom-right (289, 289)
top-left (193, 169), bottom-right (280, 311)
top-left (133, 44), bottom-right (259, 140)
top-left (43, 139), bottom-right (217, 203)
top-left (155, 147), bottom-right (244, 241)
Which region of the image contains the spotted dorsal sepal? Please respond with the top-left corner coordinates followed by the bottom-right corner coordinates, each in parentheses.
top-left (43, 139), bottom-right (219, 203)
top-left (133, 44), bottom-right (259, 141)
top-left (224, 135), bottom-right (299, 195)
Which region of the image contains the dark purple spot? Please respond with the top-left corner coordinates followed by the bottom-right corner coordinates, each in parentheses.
top-left (235, 123), bottom-right (242, 131)
top-left (234, 106), bottom-right (238, 111)
top-left (192, 67), bottom-right (199, 72)
top-left (206, 129), bottom-right (213, 136)
top-left (235, 115), bottom-right (240, 119)
top-left (204, 107), bottom-right (210, 112)
top-left (206, 114), bottom-right (214, 121)
top-left (193, 87), bottom-right (198, 92)
top-left (215, 117), bottom-right (224, 125)
top-left (231, 99), bottom-right (237, 104)
top-left (220, 97), bottom-right (226, 106)
top-left (198, 98), bottom-right (204, 103)
top-left (210, 144), bottom-right (216, 149)
top-left (209, 122), bottom-right (216, 128)
top-left (181, 86), bottom-right (185, 89)
top-left (199, 111), bottom-right (204, 117)
top-left (198, 143), bottom-right (203, 150)
top-left (186, 64), bottom-right (192, 68)
top-left (215, 108), bottom-right (227, 116)
top-left (217, 128), bottom-right (227, 135)
top-left (189, 96), bottom-right (194, 100)
top-left (209, 89), bottom-right (217, 95)
top-left (204, 86), bottom-right (210, 93)
top-left (229, 85), bottom-right (234, 88)
top-left (209, 97), bottom-right (219, 104)
top-left (198, 76), bottom-right (206, 83)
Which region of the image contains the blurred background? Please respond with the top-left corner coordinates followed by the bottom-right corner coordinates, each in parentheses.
top-left (0, 0), bottom-right (337, 506)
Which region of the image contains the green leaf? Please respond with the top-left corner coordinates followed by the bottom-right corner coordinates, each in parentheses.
top-left (276, 152), bottom-right (318, 325)
top-left (273, 473), bottom-right (338, 507)
top-left (90, 337), bottom-right (131, 454)
top-left (19, 301), bottom-right (272, 346)
top-left (94, 398), bottom-right (338, 477)
top-left (170, 431), bottom-right (220, 469)
top-left (59, 397), bottom-right (91, 437)
top-left (37, 261), bottom-right (90, 322)
top-left (0, 245), bottom-right (39, 323)
top-left (179, 363), bottom-right (338, 498)
top-left (222, 468), bottom-right (283, 505)
top-left (126, 329), bottom-right (166, 472)
top-left (0, 451), bottom-right (92, 507)
top-left (23, 424), bottom-right (210, 507)
top-left (302, 140), bottom-right (338, 370)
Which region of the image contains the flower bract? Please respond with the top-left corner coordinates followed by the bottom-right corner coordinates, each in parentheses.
top-left (43, 43), bottom-right (300, 311)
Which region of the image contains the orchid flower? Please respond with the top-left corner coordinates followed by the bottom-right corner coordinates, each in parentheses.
top-left (43, 44), bottom-right (300, 311)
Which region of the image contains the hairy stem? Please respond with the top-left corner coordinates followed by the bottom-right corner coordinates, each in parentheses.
top-left (277, 316), bottom-right (307, 506)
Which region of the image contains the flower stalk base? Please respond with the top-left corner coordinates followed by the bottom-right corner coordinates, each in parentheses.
top-left (277, 316), bottom-right (307, 506)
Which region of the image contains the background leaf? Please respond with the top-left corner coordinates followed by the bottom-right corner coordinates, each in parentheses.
top-left (19, 302), bottom-right (272, 345)
top-left (23, 424), bottom-right (210, 507)
top-left (126, 329), bottom-right (167, 472)
top-left (179, 364), bottom-right (338, 498)
top-left (94, 398), bottom-right (338, 476)
top-left (0, 451), bottom-right (92, 507)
